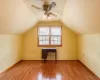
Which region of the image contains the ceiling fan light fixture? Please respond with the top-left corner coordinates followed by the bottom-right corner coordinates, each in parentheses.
top-left (48, 16), bottom-right (51, 20)
top-left (43, 14), bottom-right (51, 20)
top-left (43, 14), bottom-right (46, 18)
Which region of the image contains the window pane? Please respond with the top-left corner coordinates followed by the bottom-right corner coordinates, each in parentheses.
top-left (51, 36), bottom-right (61, 41)
top-left (38, 27), bottom-right (49, 35)
top-left (51, 36), bottom-right (61, 45)
top-left (39, 36), bottom-right (49, 45)
top-left (51, 27), bottom-right (61, 35)
top-left (39, 36), bottom-right (49, 41)
top-left (39, 41), bottom-right (49, 45)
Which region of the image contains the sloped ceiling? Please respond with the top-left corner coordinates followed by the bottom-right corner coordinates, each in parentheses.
top-left (0, 0), bottom-right (100, 34)
top-left (62, 0), bottom-right (100, 34)
top-left (0, 0), bottom-right (37, 34)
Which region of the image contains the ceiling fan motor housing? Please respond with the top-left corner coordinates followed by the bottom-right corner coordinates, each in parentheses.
top-left (43, 4), bottom-right (49, 11)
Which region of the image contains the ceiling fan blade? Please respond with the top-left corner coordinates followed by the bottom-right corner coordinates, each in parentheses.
top-left (31, 5), bottom-right (42, 10)
top-left (51, 2), bottom-right (56, 8)
top-left (49, 11), bottom-right (58, 17)
top-left (48, 2), bottom-right (56, 11)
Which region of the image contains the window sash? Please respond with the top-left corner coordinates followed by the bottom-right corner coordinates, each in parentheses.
top-left (38, 35), bottom-right (49, 45)
top-left (38, 27), bottom-right (49, 35)
top-left (51, 35), bottom-right (61, 45)
top-left (51, 27), bottom-right (61, 35)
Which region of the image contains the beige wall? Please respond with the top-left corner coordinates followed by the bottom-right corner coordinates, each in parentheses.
top-left (22, 21), bottom-right (77, 60)
top-left (77, 34), bottom-right (100, 78)
top-left (0, 34), bottom-right (23, 73)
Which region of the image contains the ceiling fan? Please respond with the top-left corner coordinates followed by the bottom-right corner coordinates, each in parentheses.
top-left (31, 0), bottom-right (58, 18)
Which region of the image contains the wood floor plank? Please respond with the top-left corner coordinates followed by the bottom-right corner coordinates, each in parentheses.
top-left (0, 60), bottom-right (99, 80)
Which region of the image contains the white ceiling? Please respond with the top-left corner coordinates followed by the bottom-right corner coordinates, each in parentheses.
top-left (0, 0), bottom-right (100, 34)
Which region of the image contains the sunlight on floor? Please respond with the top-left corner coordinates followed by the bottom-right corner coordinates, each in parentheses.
top-left (37, 72), bottom-right (62, 80)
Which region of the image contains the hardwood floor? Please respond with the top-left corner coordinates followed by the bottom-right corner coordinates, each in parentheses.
top-left (0, 60), bottom-right (99, 80)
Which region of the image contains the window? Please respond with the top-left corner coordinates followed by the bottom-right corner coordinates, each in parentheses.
top-left (38, 26), bottom-right (62, 46)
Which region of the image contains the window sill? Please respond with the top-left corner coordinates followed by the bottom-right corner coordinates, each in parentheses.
top-left (38, 45), bottom-right (62, 47)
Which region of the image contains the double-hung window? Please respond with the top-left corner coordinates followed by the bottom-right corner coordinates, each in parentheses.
top-left (38, 26), bottom-right (62, 46)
